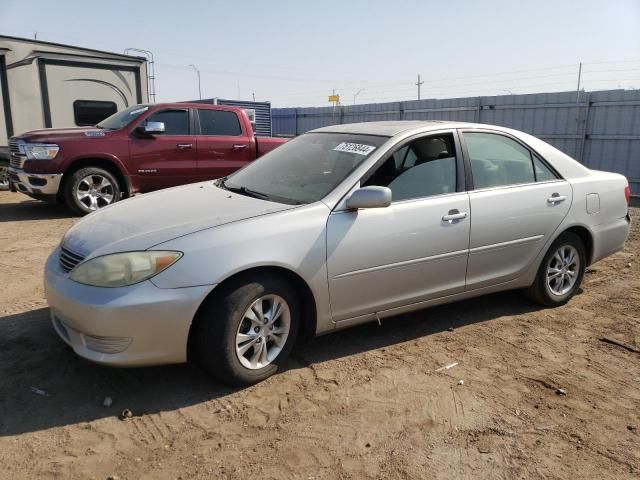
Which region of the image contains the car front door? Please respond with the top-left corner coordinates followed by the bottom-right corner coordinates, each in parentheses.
top-left (326, 131), bottom-right (471, 322)
top-left (129, 107), bottom-right (199, 191)
top-left (195, 108), bottom-right (254, 180)
top-left (460, 130), bottom-right (573, 290)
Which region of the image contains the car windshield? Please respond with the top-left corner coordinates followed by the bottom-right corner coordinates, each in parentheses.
top-left (220, 133), bottom-right (389, 205)
top-left (96, 105), bottom-right (150, 130)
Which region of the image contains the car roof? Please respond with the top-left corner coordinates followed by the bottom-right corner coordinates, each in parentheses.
top-left (311, 120), bottom-right (492, 137)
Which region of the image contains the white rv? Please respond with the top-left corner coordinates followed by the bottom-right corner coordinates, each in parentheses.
top-left (0, 35), bottom-right (148, 189)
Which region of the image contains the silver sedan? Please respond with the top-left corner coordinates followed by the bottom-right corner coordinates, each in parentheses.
top-left (45, 121), bottom-right (631, 385)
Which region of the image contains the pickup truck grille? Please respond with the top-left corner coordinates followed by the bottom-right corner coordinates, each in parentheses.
top-left (59, 247), bottom-right (86, 273)
top-left (9, 139), bottom-right (26, 169)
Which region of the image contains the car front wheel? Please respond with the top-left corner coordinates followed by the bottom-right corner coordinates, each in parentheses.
top-left (195, 275), bottom-right (300, 386)
top-left (527, 232), bottom-right (586, 306)
top-left (64, 167), bottom-right (120, 215)
top-left (0, 160), bottom-right (9, 191)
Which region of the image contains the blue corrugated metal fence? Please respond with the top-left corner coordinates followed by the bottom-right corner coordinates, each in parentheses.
top-left (272, 89), bottom-right (640, 195)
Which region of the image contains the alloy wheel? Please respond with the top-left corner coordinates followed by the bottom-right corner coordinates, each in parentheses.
top-left (75, 174), bottom-right (115, 211)
top-left (235, 294), bottom-right (291, 370)
top-left (546, 244), bottom-right (580, 296)
top-left (0, 164), bottom-right (9, 190)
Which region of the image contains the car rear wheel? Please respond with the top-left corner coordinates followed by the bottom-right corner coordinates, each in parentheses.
top-left (526, 232), bottom-right (586, 306)
top-left (64, 167), bottom-right (120, 215)
top-left (195, 275), bottom-right (300, 386)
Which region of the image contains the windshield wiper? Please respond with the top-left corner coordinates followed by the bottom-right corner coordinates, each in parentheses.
top-left (217, 178), bottom-right (270, 200)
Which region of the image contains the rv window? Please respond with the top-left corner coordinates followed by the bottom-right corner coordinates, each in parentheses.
top-left (144, 109), bottom-right (190, 135)
top-left (74, 100), bottom-right (118, 126)
top-left (198, 109), bottom-right (242, 136)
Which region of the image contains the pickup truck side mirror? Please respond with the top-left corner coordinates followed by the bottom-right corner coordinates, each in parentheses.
top-left (135, 121), bottom-right (165, 137)
top-left (345, 186), bottom-right (392, 209)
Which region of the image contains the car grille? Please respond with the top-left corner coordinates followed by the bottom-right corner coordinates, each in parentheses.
top-left (9, 139), bottom-right (26, 169)
top-left (59, 247), bottom-right (86, 273)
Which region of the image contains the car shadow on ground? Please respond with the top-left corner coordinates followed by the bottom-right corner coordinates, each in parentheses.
top-left (0, 291), bottom-right (544, 437)
top-left (0, 197), bottom-right (75, 222)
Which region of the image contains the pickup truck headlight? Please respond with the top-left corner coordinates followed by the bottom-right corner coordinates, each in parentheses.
top-left (24, 144), bottom-right (60, 160)
top-left (69, 251), bottom-right (182, 287)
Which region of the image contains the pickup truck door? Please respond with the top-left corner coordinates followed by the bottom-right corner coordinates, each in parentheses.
top-left (459, 130), bottom-right (573, 290)
top-left (195, 108), bottom-right (255, 180)
top-left (129, 107), bottom-right (200, 191)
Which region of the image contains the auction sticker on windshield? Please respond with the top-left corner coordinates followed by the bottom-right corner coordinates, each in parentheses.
top-left (333, 142), bottom-right (377, 156)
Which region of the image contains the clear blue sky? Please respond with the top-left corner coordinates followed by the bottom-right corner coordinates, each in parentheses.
top-left (2, 0), bottom-right (639, 106)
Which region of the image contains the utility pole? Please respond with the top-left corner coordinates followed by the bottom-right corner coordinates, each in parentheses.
top-left (415, 74), bottom-right (424, 100)
top-left (252, 92), bottom-right (256, 102)
top-left (189, 64), bottom-right (201, 100)
top-left (576, 62), bottom-right (582, 102)
top-left (353, 88), bottom-right (364, 105)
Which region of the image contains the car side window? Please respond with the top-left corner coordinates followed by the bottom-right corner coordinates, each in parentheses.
top-left (463, 132), bottom-right (559, 189)
top-left (363, 134), bottom-right (457, 202)
top-left (533, 155), bottom-right (557, 182)
top-left (198, 109), bottom-right (242, 136)
top-left (144, 109), bottom-right (189, 135)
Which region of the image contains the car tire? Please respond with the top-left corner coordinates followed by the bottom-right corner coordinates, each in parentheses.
top-left (526, 232), bottom-right (586, 307)
top-left (0, 159), bottom-right (9, 191)
top-left (64, 167), bottom-right (121, 215)
top-left (195, 274), bottom-right (300, 386)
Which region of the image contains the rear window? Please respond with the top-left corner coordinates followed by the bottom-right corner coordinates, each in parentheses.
top-left (198, 109), bottom-right (242, 136)
top-left (74, 100), bottom-right (118, 126)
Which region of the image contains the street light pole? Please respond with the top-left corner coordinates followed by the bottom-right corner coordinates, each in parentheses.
top-left (189, 64), bottom-right (202, 100)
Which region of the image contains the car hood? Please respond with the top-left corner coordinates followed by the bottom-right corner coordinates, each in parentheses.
top-left (15, 127), bottom-right (113, 143)
top-left (62, 182), bottom-right (297, 258)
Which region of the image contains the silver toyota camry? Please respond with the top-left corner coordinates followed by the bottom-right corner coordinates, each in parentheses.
top-left (45, 121), bottom-right (631, 385)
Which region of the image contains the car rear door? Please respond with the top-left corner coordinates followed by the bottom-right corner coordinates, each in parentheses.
top-left (460, 129), bottom-right (573, 290)
top-left (129, 107), bottom-right (200, 191)
top-left (326, 131), bottom-right (471, 322)
top-left (195, 108), bottom-right (255, 180)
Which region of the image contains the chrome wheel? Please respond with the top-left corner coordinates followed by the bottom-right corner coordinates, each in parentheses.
top-left (235, 294), bottom-right (291, 370)
top-left (546, 245), bottom-right (580, 296)
top-left (0, 164), bottom-right (9, 190)
top-left (75, 174), bottom-right (115, 211)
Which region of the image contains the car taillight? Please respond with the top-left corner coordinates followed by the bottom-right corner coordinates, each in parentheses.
top-left (624, 184), bottom-right (630, 206)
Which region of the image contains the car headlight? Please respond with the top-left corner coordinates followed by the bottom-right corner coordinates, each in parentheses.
top-left (24, 144), bottom-right (59, 160)
top-left (69, 251), bottom-right (182, 287)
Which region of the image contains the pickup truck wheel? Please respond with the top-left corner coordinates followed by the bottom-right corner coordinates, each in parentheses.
top-left (526, 232), bottom-right (586, 307)
top-left (195, 275), bottom-right (300, 386)
top-left (0, 160), bottom-right (9, 191)
top-left (64, 167), bottom-right (120, 215)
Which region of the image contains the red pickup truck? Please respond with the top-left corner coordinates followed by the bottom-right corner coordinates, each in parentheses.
top-left (7, 103), bottom-right (287, 214)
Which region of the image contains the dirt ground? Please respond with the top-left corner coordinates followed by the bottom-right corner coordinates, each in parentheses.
top-left (0, 190), bottom-right (638, 480)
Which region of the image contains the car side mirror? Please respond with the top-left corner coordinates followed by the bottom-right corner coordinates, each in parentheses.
top-left (345, 186), bottom-right (392, 209)
top-left (135, 121), bottom-right (165, 136)
top-left (144, 121), bottom-right (165, 134)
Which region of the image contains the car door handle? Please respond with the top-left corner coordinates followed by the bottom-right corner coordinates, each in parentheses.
top-left (177, 143), bottom-right (193, 149)
top-left (547, 194), bottom-right (567, 204)
top-left (442, 210), bottom-right (468, 223)
top-left (232, 144), bottom-right (248, 150)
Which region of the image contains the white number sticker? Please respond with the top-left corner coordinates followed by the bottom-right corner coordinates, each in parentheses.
top-left (333, 142), bottom-right (376, 156)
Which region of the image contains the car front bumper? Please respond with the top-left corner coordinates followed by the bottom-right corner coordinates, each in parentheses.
top-left (8, 167), bottom-right (62, 200)
top-left (44, 247), bottom-right (213, 367)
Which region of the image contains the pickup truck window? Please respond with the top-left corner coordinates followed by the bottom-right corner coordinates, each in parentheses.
top-left (198, 109), bottom-right (242, 136)
top-left (144, 109), bottom-right (190, 135)
top-left (97, 104), bottom-right (149, 130)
